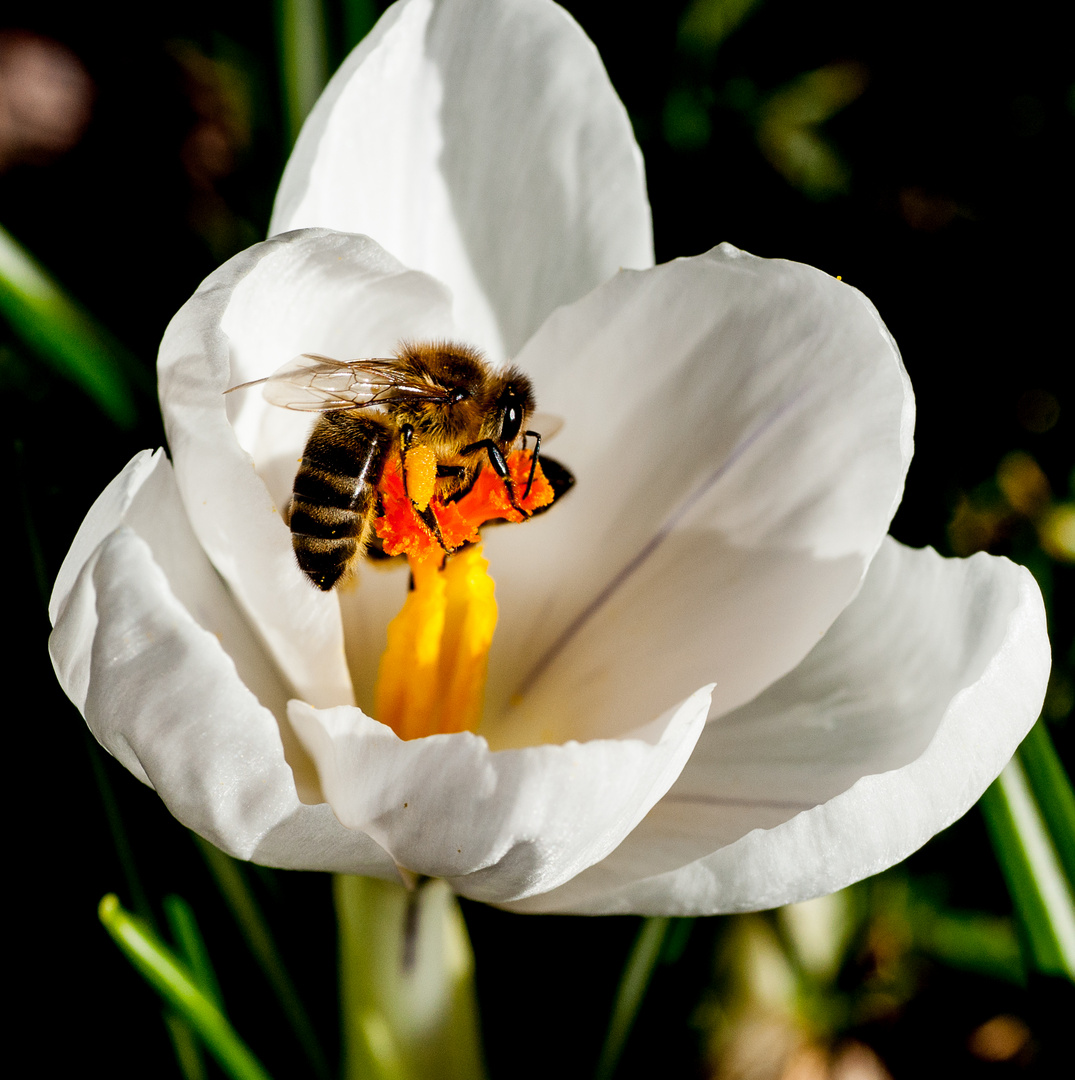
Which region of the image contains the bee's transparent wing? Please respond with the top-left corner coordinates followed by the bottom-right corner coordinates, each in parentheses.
top-left (226, 354), bottom-right (448, 412)
top-left (527, 413), bottom-right (564, 442)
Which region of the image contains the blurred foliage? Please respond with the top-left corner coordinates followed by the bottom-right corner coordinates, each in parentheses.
top-left (4, 0), bottom-right (1072, 1077)
top-left (0, 222), bottom-right (146, 426)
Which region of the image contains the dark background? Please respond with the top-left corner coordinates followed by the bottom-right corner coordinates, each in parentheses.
top-left (3, 1), bottom-right (1072, 1077)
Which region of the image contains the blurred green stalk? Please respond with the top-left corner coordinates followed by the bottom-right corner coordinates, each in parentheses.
top-left (276, 0), bottom-right (330, 148)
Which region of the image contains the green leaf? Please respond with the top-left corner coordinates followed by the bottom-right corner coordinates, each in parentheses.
top-left (755, 63), bottom-right (868, 200)
top-left (165, 895), bottom-right (225, 1012)
top-left (980, 758), bottom-right (1075, 980)
top-left (98, 894), bottom-right (275, 1080)
top-left (1018, 720), bottom-right (1075, 891)
top-left (0, 223), bottom-right (142, 427)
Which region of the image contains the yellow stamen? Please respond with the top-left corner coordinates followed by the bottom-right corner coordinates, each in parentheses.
top-left (374, 545), bottom-right (498, 740)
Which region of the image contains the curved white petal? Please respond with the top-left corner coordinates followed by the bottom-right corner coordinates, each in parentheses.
top-left (288, 686), bottom-right (712, 903)
top-left (505, 540), bottom-right (1049, 913)
top-left (158, 228), bottom-right (456, 711)
top-left (271, 0), bottom-right (653, 359)
top-left (48, 452), bottom-right (400, 877)
top-left (483, 245), bottom-right (914, 748)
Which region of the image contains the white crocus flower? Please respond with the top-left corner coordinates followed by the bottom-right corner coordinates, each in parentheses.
top-left (49, 0), bottom-right (1049, 913)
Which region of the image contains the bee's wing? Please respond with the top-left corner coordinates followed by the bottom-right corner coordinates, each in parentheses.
top-left (227, 354), bottom-right (448, 412)
top-left (527, 412), bottom-right (564, 441)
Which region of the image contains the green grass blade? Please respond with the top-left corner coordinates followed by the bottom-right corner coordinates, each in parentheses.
top-left (165, 895), bottom-right (226, 1012)
top-left (83, 732), bottom-right (156, 927)
top-left (1017, 720), bottom-right (1075, 891)
top-left (165, 1012), bottom-right (209, 1080)
top-left (980, 759), bottom-right (1075, 980)
top-left (0, 223), bottom-right (143, 427)
top-left (595, 917), bottom-right (671, 1080)
top-left (99, 895), bottom-right (275, 1080)
top-left (196, 838), bottom-right (331, 1080)
top-left (276, 0), bottom-right (329, 148)
top-left (13, 438), bottom-right (50, 608)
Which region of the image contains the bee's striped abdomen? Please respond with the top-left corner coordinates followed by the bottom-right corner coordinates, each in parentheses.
top-left (290, 412), bottom-right (393, 590)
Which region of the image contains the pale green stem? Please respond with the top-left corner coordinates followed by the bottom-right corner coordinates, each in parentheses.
top-left (334, 875), bottom-right (487, 1080)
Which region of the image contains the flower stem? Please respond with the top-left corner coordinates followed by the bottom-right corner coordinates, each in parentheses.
top-left (334, 875), bottom-right (487, 1080)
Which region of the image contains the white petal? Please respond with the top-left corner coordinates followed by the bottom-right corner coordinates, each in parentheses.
top-left (505, 539), bottom-right (1049, 913)
top-left (271, 0), bottom-right (653, 358)
top-left (288, 685), bottom-right (712, 903)
top-left (49, 454), bottom-right (399, 877)
top-left (158, 228), bottom-right (456, 710)
top-left (483, 245), bottom-right (914, 747)
top-left (51, 451), bottom-right (289, 731)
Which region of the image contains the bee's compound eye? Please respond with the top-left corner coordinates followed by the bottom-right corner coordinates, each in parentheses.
top-left (500, 398), bottom-right (522, 443)
top-left (450, 389), bottom-right (469, 404)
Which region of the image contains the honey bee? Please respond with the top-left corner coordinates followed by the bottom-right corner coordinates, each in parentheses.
top-left (229, 341), bottom-right (573, 590)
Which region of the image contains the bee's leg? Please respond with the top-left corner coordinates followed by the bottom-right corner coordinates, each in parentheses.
top-left (437, 464), bottom-right (474, 505)
top-left (399, 424), bottom-right (415, 500)
top-left (414, 503), bottom-right (455, 554)
top-left (460, 439), bottom-right (530, 516)
top-left (522, 429), bottom-right (542, 499)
